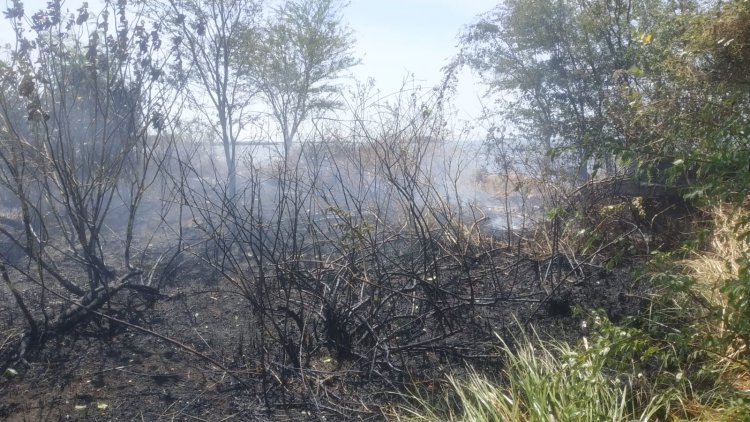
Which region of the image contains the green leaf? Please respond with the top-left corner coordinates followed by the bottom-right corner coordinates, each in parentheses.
top-left (628, 65), bottom-right (644, 77)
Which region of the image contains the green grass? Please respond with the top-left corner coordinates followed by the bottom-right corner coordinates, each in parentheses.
top-left (398, 330), bottom-right (666, 422)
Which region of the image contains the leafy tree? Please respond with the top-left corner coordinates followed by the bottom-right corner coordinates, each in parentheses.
top-left (624, 0), bottom-right (750, 365)
top-left (0, 0), bottom-right (175, 344)
top-left (609, 0), bottom-right (750, 187)
top-left (456, 0), bottom-right (653, 182)
top-left (146, 0), bottom-right (262, 197)
top-left (241, 0), bottom-right (357, 158)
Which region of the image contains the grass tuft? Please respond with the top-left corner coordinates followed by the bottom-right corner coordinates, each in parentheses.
top-left (398, 329), bottom-right (664, 422)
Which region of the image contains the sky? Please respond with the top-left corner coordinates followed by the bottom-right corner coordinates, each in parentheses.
top-left (1, 0), bottom-right (499, 121)
top-left (345, 0), bottom-right (498, 119)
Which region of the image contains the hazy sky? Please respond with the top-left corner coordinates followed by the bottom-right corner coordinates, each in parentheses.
top-left (1, 0), bottom-right (498, 120)
top-left (346, 0), bottom-right (498, 119)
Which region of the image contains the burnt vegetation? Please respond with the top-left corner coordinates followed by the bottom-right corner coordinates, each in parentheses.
top-left (1, 0), bottom-right (748, 420)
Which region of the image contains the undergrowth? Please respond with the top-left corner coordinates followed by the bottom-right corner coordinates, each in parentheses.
top-left (397, 326), bottom-right (666, 422)
top-left (398, 204), bottom-right (750, 421)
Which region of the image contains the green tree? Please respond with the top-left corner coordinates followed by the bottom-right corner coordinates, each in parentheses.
top-left (457, 0), bottom-right (655, 182)
top-left (146, 0), bottom-right (261, 198)
top-left (241, 0), bottom-right (357, 158)
top-left (608, 0), bottom-right (750, 186)
top-left (618, 0), bottom-right (750, 365)
top-left (0, 0), bottom-right (175, 343)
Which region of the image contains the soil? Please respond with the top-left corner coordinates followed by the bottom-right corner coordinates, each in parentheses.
top-left (0, 245), bottom-right (647, 421)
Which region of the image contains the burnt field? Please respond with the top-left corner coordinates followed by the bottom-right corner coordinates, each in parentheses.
top-left (1, 0), bottom-right (746, 419)
top-left (0, 234), bottom-right (645, 421)
top-left (0, 133), bottom-right (653, 420)
top-left (0, 53), bottom-right (659, 419)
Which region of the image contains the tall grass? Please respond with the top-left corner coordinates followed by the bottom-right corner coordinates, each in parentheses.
top-left (399, 330), bottom-right (664, 422)
top-left (681, 204), bottom-right (748, 348)
top-left (673, 204), bottom-right (750, 416)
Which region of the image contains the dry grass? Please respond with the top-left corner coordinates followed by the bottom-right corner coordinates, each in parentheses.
top-left (682, 204), bottom-right (747, 287)
top-left (681, 204), bottom-right (748, 351)
top-left (675, 204), bottom-right (750, 417)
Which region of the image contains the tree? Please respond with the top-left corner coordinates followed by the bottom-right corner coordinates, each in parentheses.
top-left (456, 0), bottom-right (651, 183)
top-left (241, 0), bottom-right (357, 158)
top-left (607, 0), bottom-right (750, 177)
top-left (610, 0), bottom-right (750, 365)
top-left (462, 0), bottom-right (750, 372)
top-left (0, 0), bottom-right (174, 345)
top-left (149, 0), bottom-right (261, 198)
